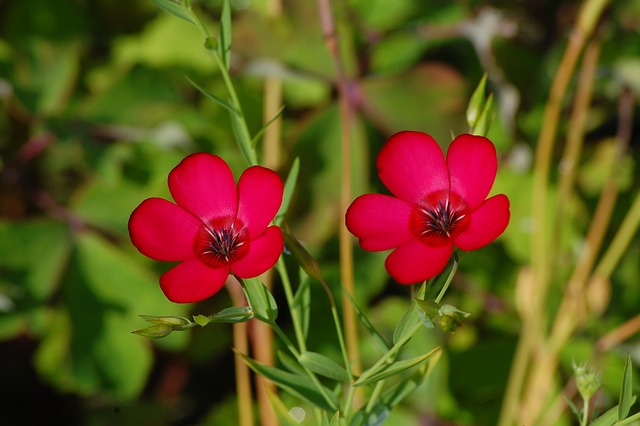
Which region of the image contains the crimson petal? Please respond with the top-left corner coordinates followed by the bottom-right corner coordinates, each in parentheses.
top-left (346, 194), bottom-right (413, 251)
top-left (377, 131), bottom-right (449, 204)
top-left (447, 134), bottom-right (498, 210)
top-left (168, 153), bottom-right (237, 222)
top-left (129, 197), bottom-right (201, 262)
top-left (236, 166), bottom-right (284, 238)
top-left (385, 239), bottom-right (453, 284)
top-left (454, 194), bottom-right (510, 251)
top-left (160, 258), bottom-right (229, 303)
top-left (232, 226), bottom-right (283, 278)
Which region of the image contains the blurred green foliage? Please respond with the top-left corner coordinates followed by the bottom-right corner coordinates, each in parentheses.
top-left (1, 0), bottom-right (639, 425)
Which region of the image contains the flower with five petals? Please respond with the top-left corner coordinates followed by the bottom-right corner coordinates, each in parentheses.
top-left (346, 131), bottom-right (510, 284)
top-left (129, 153), bottom-right (284, 303)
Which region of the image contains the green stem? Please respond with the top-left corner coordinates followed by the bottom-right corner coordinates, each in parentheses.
top-left (434, 255), bottom-right (459, 304)
top-left (581, 397), bottom-right (589, 426)
top-left (186, 6), bottom-right (258, 166)
top-left (276, 258), bottom-right (307, 352)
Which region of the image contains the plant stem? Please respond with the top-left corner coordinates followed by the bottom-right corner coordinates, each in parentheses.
top-left (276, 258), bottom-right (308, 352)
top-left (434, 255), bottom-right (458, 304)
top-left (615, 411), bottom-right (640, 426)
top-left (581, 397), bottom-right (590, 426)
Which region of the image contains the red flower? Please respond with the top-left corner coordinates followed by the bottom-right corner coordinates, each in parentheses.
top-left (129, 153), bottom-right (284, 303)
top-left (346, 131), bottom-right (510, 284)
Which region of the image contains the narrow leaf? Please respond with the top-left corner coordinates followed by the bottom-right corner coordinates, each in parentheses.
top-left (186, 76), bottom-right (237, 114)
top-left (293, 273), bottom-right (311, 340)
top-left (236, 351), bottom-right (338, 411)
top-left (329, 411), bottom-right (340, 426)
top-left (590, 405), bottom-right (622, 426)
top-left (355, 347), bottom-right (441, 387)
top-left (275, 158), bottom-right (300, 225)
top-left (619, 353), bottom-right (634, 420)
top-left (343, 288), bottom-right (389, 353)
top-left (139, 315), bottom-right (190, 327)
top-left (277, 350), bottom-right (306, 375)
top-left (218, 0), bottom-right (232, 69)
top-left (473, 93), bottom-right (495, 137)
top-left (381, 348), bottom-right (442, 408)
top-left (242, 277), bottom-right (278, 322)
top-left (299, 351), bottom-right (350, 382)
top-left (251, 105), bottom-right (286, 148)
top-left (229, 107), bottom-right (258, 166)
top-left (152, 0), bottom-right (195, 24)
top-left (466, 73), bottom-right (487, 128)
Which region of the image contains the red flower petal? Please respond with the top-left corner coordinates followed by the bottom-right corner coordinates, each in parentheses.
top-left (377, 131), bottom-right (449, 204)
top-left (446, 134), bottom-right (497, 210)
top-left (345, 194), bottom-right (414, 251)
top-left (129, 197), bottom-right (201, 262)
top-left (236, 166), bottom-right (284, 238)
top-left (385, 239), bottom-right (453, 284)
top-left (454, 194), bottom-right (510, 251)
top-left (168, 153), bottom-right (237, 222)
top-left (232, 226), bottom-right (283, 278)
top-left (160, 257), bottom-right (229, 303)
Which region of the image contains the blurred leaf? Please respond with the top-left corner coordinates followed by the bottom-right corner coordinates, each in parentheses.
top-left (293, 272), bottom-right (311, 340)
top-left (242, 277), bottom-right (278, 322)
top-left (578, 138), bottom-right (634, 195)
top-left (299, 351), bottom-right (350, 382)
top-left (352, 403), bottom-right (390, 426)
top-left (619, 353), bottom-right (634, 420)
top-left (360, 64), bottom-right (467, 142)
top-left (132, 323), bottom-right (173, 338)
top-left (467, 73), bottom-right (488, 128)
top-left (350, 0), bottom-right (416, 31)
top-left (236, 351), bottom-right (338, 411)
top-left (0, 220), bottom-right (72, 302)
top-left (590, 405), bottom-right (623, 426)
top-left (370, 33), bottom-right (428, 75)
top-left (355, 347), bottom-right (441, 387)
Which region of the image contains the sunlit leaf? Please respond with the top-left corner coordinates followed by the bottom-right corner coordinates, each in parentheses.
top-left (152, 0), bottom-right (195, 25)
top-left (355, 347), bottom-right (441, 387)
top-left (242, 277), bottom-right (278, 322)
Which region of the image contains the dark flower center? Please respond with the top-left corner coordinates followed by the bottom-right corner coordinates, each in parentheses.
top-left (195, 220), bottom-right (248, 268)
top-left (410, 194), bottom-right (469, 244)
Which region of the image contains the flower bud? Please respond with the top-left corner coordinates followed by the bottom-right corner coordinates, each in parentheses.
top-left (573, 361), bottom-right (601, 401)
top-left (132, 324), bottom-right (173, 339)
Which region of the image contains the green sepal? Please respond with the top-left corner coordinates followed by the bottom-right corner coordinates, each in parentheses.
top-left (132, 323), bottom-right (173, 339)
top-left (139, 315), bottom-right (191, 327)
top-left (242, 277), bottom-right (278, 322)
top-left (193, 306), bottom-right (255, 326)
top-left (354, 347), bottom-right (441, 387)
top-left (299, 351), bottom-right (350, 382)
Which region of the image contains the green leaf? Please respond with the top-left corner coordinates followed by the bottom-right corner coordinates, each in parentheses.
top-left (152, 0), bottom-right (195, 25)
top-left (218, 0), bottom-right (232, 69)
top-left (251, 105), bottom-right (286, 148)
top-left (236, 351), bottom-right (338, 411)
top-left (393, 302), bottom-right (420, 345)
top-left (343, 288), bottom-right (389, 353)
top-left (229, 107), bottom-right (257, 166)
top-left (352, 403), bottom-right (390, 426)
top-left (186, 75), bottom-right (237, 114)
top-left (139, 315), bottom-right (191, 327)
top-left (277, 350), bottom-right (306, 375)
top-left (275, 158), bottom-right (300, 225)
top-left (381, 347), bottom-right (442, 408)
top-left (466, 73), bottom-right (487, 128)
top-left (473, 92), bottom-right (495, 136)
top-left (590, 405), bottom-right (622, 426)
top-left (619, 353), bottom-right (634, 420)
top-left (299, 351), bottom-right (350, 382)
top-left (242, 277), bottom-right (278, 322)
top-left (355, 347), bottom-right (441, 387)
